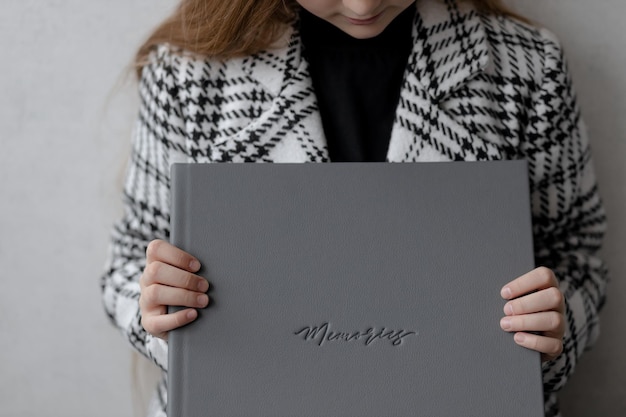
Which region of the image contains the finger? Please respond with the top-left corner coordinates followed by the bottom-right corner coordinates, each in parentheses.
top-left (512, 332), bottom-right (563, 362)
top-left (141, 284), bottom-right (209, 310)
top-left (146, 239), bottom-right (201, 272)
top-left (141, 308), bottom-right (199, 340)
top-left (500, 311), bottom-right (565, 334)
top-left (501, 266), bottom-right (558, 300)
top-left (140, 261), bottom-right (209, 292)
top-left (503, 287), bottom-right (564, 315)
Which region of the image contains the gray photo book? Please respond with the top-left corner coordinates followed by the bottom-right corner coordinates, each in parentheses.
top-left (168, 161), bottom-right (544, 417)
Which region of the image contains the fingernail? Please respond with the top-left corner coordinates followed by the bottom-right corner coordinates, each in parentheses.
top-left (501, 286), bottom-right (512, 299)
top-left (186, 309), bottom-right (197, 320)
top-left (197, 279), bottom-right (209, 292)
top-left (505, 303), bottom-right (514, 315)
top-left (514, 333), bottom-right (525, 343)
top-left (189, 259), bottom-right (201, 271)
top-left (197, 294), bottom-right (209, 307)
top-left (500, 318), bottom-right (512, 330)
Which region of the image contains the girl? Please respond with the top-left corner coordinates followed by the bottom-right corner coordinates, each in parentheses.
top-left (101, 1), bottom-right (608, 416)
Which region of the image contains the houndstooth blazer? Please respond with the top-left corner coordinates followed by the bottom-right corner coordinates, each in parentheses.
top-left (101, 1), bottom-right (608, 416)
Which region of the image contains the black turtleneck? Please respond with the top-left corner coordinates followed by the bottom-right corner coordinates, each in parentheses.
top-left (299, 5), bottom-right (415, 162)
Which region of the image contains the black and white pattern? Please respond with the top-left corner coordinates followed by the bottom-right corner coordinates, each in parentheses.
top-left (101, 1), bottom-right (608, 416)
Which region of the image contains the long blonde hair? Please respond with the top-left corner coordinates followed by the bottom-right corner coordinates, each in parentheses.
top-left (134, 0), bottom-right (527, 77)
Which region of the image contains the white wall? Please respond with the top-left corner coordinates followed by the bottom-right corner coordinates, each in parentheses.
top-left (0, 1), bottom-right (176, 416)
top-left (0, 1), bottom-right (623, 416)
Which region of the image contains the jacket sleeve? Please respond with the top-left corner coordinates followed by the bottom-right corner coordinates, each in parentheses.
top-left (100, 45), bottom-right (187, 372)
top-left (524, 29), bottom-right (609, 393)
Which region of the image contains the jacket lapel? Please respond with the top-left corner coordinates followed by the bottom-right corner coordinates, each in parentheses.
top-left (388, 0), bottom-right (504, 162)
top-left (240, 29), bottom-right (330, 162)
top-left (241, 0), bottom-right (503, 163)
top-left (410, 0), bottom-right (490, 102)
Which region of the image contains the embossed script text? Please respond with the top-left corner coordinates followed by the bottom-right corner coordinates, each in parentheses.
top-left (294, 322), bottom-right (417, 347)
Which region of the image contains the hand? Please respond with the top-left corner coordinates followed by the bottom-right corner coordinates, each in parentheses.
top-left (139, 239), bottom-right (210, 340)
top-left (499, 266), bottom-right (565, 362)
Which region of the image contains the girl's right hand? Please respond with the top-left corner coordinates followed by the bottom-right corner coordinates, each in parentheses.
top-left (139, 239), bottom-right (210, 340)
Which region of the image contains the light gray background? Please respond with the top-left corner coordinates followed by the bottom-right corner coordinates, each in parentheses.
top-left (0, 1), bottom-right (623, 416)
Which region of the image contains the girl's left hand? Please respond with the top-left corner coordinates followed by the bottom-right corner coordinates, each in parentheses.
top-left (500, 266), bottom-right (566, 362)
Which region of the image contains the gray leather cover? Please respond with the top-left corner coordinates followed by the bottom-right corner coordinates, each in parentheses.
top-left (168, 161), bottom-right (543, 417)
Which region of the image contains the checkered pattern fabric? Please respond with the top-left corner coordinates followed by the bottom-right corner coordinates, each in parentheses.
top-left (101, 1), bottom-right (608, 416)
